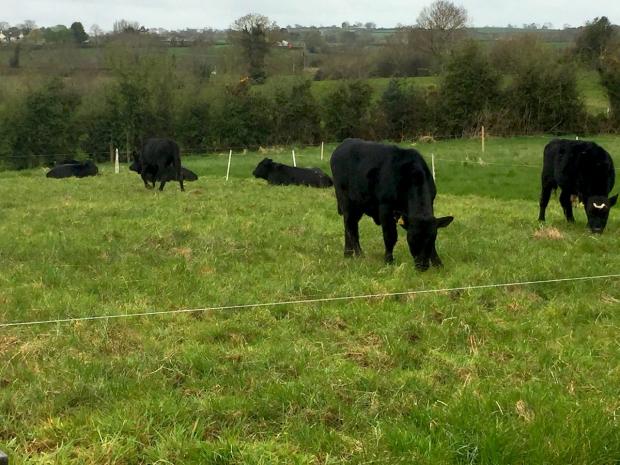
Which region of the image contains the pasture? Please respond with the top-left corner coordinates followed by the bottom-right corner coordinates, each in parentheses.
top-left (1, 136), bottom-right (619, 464)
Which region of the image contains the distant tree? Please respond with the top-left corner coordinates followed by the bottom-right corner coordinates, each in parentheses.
top-left (6, 26), bottom-right (21, 42)
top-left (365, 22), bottom-right (376, 29)
top-left (575, 17), bottom-right (616, 66)
top-left (303, 27), bottom-right (326, 53)
top-left (19, 20), bottom-right (36, 34)
top-left (599, 46), bottom-right (620, 126)
top-left (70, 22), bottom-right (89, 44)
top-left (439, 41), bottom-right (501, 134)
top-left (416, 0), bottom-right (468, 61)
top-left (378, 79), bottom-right (429, 139)
top-left (323, 80), bottom-right (373, 139)
top-left (0, 22), bottom-right (9, 32)
top-left (89, 24), bottom-right (103, 45)
top-left (341, 22), bottom-right (350, 29)
top-left (230, 13), bottom-right (277, 84)
top-left (113, 19), bottom-right (143, 34)
top-left (8, 44), bottom-right (20, 68)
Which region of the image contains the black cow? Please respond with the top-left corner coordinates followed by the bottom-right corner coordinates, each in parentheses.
top-left (539, 139), bottom-right (617, 233)
top-left (130, 164), bottom-right (198, 185)
top-left (132, 138), bottom-right (184, 191)
top-left (253, 158), bottom-right (333, 188)
top-left (330, 138), bottom-right (453, 271)
top-left (46, 160), bottom-right (99, 179)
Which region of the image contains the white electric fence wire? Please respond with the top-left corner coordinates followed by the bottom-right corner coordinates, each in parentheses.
top-left (1, 273), bottom-right (618, 329)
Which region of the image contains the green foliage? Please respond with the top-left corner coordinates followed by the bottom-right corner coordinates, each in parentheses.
top-left (322, 80), bottom-right (373, 140)
top-left (271, 80), bottom-right (321, 144)
top-left (215, 81), bottom-right (273, 147)
top-left (574, 16), bottom-right (616, 67)
top-left (504, 56), bottom-right (586, 134)
top-left (599, 53), bottom-right (620, 127)
top-left (1, 78), bottom-right (81, 169)
top-left (173, 95), bottom-right (213, 152)
top-left (42, 25), bottom-right (73, 44)
top-left (378, 79), bottom-right (430, 140)
top-left (230, 14), bottom-right (275, 84)
top-left (439, 41), bottom-right (501, 135)
top-left (70, 21), bottom-right (89, 44)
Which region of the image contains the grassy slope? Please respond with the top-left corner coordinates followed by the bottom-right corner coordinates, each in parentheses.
top-left (1, 136), bottom-right (619, 464)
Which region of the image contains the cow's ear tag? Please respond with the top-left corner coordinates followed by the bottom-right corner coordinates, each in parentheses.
top-left (398, 217), bottom-right (405, 226)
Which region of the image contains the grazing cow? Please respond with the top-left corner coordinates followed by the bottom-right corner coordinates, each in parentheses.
top-left (539, 139), bottom-right (617, 233)
top-left (252, 158), bottom-right (333, 187)
top-left (46, 160), bottom-right (99, 179)
top-left (330, 138), bottom-right (453, 271)
top-left (132, 138), bottom-right (184, 191)
top-left (130, 163), bottom-right (198, 185)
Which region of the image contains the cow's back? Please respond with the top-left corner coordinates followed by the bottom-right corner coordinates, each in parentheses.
top-left (141, 138), bottom-right (180, 165)
top-left (544, 139), bottom-right (615, 195)
top-left (331, 138), bottom-right (432, 205)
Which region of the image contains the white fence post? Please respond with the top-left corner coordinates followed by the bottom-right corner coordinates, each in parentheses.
top-left (226, 149), bottom-right (232, 181)
top-left (431, 153), bottom-right (436, 181)
top-left (114, 148), bottom-right (119, 174)
top-left (320, 142), bottom-right (324, 161)
top-left (292, 149), bottom-right (297, 167)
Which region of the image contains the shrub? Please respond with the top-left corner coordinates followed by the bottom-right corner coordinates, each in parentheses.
top-left (438, 41), bottom-right (501, 135)
top-left (322, 80), bottom-right (373, 140)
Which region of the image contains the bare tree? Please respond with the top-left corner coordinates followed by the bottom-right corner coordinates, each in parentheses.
top-left (416, 0), bottom-right (468, 60)
top-left (0, 22), bottom-right (9, 32)
top-left (20, 20), bottom-right (37, 34)
top-left (90, 24), bottom-right (103, 45)
top-left (230, 13), bottom-right (277, 83)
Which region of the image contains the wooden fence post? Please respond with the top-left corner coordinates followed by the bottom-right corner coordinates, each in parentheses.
top-left (115, 148), bottom-right (120, 174)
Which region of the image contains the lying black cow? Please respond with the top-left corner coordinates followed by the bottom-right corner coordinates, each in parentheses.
top-left (253, 158), bottom-right (333, 188)
top-left (46, 160), bottom-right (98, 179)
top-left (330, 138), bottom-right (453, 271)
top-left (130, 164), bottom-right (198, 185)
top-left (539, 139), bottom-right (617, 233)
top-left (132, 138), bottom-right (184, 191)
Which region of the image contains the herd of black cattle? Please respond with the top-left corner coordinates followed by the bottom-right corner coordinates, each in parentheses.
top-left (44, 137), bottom-right (617, 271)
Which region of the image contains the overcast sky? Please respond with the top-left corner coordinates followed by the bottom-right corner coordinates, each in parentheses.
top-left (2, 0), bottom-right (619, 31)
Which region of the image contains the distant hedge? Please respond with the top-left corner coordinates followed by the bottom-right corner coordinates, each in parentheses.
top-left (0, 41), bottom-right (617, 170)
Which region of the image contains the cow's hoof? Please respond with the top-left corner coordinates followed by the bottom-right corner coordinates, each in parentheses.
top-left (384, 255), bottom-right (394, 264)
top-left (344, 250), bottom-right (355, 258)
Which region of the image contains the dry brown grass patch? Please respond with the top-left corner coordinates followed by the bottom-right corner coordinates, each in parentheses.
top-left (533, 226), bottom-right (564, 240)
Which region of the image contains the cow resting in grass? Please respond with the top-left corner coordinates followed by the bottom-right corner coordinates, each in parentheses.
top-left (539, 139), bottom-right (617, 233)
top-left (252, 158), bottom-right (333, 187)
top-left (46, 160), bottom-right (98, 179)
top-left (131, 138), bottom-right (184, 191)
top-left (330, 138), bottom-right (453, 271)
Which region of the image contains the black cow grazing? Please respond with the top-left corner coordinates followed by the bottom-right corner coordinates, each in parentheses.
top-left (252, 158), bottom-right (333, 188)
top-left (539, 139), bottom-right (617, 233)
top-left (330, 138), bottom-right (453, 271)
top-left (130, 164), bottom-right (198, 185)
top-left (46, 160), bottom-right (99, 179)
top-left (132, 138), bottom-right (184, 191)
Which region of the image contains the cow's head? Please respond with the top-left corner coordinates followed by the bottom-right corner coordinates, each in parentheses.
top-left (129, 151), bottom-right (142, 173)
top-left (585, 194), bottom-right (618, 233)
top-left (406, 216), bottom-right (454, 271)
top-left (253, 158), bottom-right (273, 180)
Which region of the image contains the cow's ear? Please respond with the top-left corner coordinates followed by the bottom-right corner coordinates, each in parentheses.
top-left (436, 216), bottom-right (454, 228)
top-left (609, 194), bottom-right (618, 208)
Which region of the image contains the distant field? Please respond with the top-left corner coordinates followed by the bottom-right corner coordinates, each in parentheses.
top-left (1, 136), bottom-right (619, 464)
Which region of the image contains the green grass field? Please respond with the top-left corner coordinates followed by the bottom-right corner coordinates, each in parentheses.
top-left (1, 136), bottom-right (620, 464)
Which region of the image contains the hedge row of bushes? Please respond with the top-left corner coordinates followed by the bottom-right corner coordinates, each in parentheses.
top-left (0, 42), bottom-right (617, 170)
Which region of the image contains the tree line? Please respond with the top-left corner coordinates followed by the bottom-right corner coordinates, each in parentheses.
top-left (0, 32), bottom-right (618, 170)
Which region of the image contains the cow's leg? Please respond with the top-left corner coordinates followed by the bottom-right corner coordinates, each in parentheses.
top-left (538, 179), bottom-right (555, 221)
top-left (379, 205), bottom-right (398, 263)
top-left (344, 208), bottom-right (363, 257)
top-left (559, 190), bottom-right (575, 223)
top-left (141, 173), bottom-right (152, 189)
top-left (159, 180), bottom-right (167, 191)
